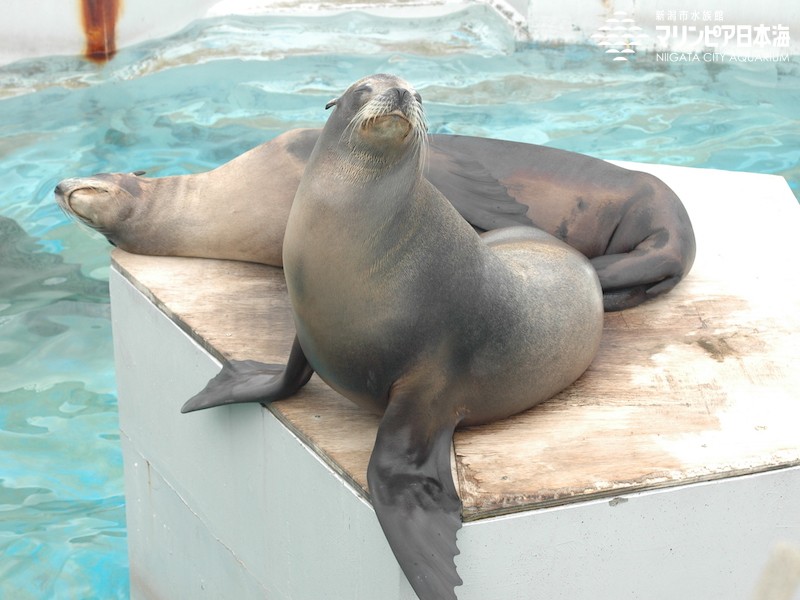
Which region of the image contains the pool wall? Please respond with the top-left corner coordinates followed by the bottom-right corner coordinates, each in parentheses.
top-left (3, 0), bottom-right (797, 66)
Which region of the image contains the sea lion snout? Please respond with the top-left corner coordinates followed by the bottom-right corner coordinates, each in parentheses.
top-left (367, 88), bottom-right (419, 139)
top-left (376, 85), bottom-right (422, 122)
top-left (55, 178), bottom-right (108, 225)
top-left (384, 86), bottom-right (420, 114)
top-left (341, 75), bottom-right (426, 155)
top-left (54, 174), bottom-right (136, 235)
top-left (391, 86), bottom-right (410, 104)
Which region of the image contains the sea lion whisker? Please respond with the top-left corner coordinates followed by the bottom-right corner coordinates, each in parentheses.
top-left (342, 103), bottom-right (373, 146)
top-left (63, 207), bottom-right (113, 238)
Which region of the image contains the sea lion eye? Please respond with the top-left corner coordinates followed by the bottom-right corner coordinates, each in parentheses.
top-left (413, 92), bottom-right (422, 104)
top-left (354, 84), bottom-right (372, 95)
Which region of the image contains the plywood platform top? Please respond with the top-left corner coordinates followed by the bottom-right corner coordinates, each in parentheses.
top-left (111, 162), bottom-right (800, 521)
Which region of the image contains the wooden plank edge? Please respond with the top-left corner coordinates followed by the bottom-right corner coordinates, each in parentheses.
top-left (460, 459), bottom-right (800, 522)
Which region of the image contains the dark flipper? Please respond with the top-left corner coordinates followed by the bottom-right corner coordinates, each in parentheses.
top-left (599, 276), bottom-right (683, 312)
top-left (367, 388), bottom-right (463, 600)
top-left (591, 233), bottom-right (686, 312)
top-left (181, 336), bottom-right (313, 413)
top-left (427, 138), bottom-right (533, 231)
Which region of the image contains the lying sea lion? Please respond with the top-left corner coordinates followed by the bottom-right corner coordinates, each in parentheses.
top-left (180, 74), bottom-right (605, 600)
top-left (55, 123), bottom-right (695, 312)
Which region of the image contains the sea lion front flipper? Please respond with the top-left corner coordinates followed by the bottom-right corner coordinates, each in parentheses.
top-left (367, 389), bottom-right (462, 600)
top-left (181, 336), bottom-right (314, 413)
top-left (427, 137), bottom-right (533, 231)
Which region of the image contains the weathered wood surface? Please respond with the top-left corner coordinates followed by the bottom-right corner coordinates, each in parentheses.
top-left (111, 255), bottom-right (379, 496)
top-left (111, 162), bottom-right (800, 521)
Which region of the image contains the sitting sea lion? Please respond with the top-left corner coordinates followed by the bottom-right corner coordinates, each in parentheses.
top-left (55, 123), bottom-right (695, 312)
top-left (180, 74), bottom-right (605, 600)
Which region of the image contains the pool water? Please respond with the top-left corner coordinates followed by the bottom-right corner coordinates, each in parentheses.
top-left (1, 6), bottom-right (798, 599)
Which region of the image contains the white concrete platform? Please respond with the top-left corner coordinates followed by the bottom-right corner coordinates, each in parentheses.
top-left (110, 161), bottom-right (800, 600)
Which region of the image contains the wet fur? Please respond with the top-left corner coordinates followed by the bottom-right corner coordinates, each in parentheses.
top-left (182, 74), bottom-right (604, 600)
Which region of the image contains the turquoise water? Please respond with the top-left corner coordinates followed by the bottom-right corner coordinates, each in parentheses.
top-left (1, 7), bottom-right (798, 598)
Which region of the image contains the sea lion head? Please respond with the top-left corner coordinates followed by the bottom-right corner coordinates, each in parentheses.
top-left (324, 74), bottom-right (426, 164)
top-left (54, 172), bottom-right (144, 245)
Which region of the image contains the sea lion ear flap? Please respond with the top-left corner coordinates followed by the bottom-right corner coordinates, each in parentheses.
top-left (325, 97), bottom-right (338, 110)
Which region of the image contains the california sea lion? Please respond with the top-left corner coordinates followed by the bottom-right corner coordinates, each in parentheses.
top-left (55, 127), bottom-right (695, 313)
top-left (181, 74), bottom-right (605, 600)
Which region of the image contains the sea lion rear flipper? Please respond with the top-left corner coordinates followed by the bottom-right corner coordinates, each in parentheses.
top-left (367, 390), bottom-right (462, 600)
top-left (427, 138), bottom-right (533, 230)
top-left (181, 336), bottom-right (313, 413)
top-left (591, 234), bottom-right (687, 311)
